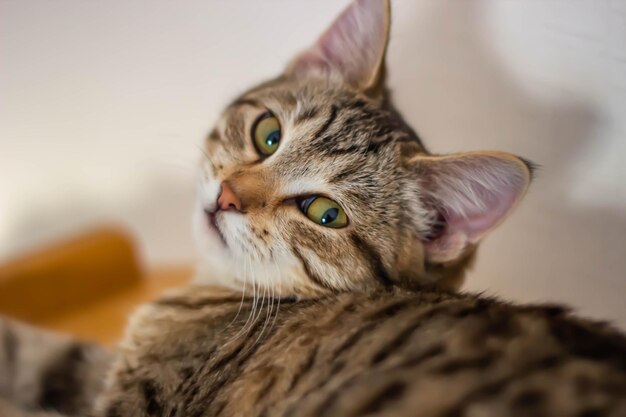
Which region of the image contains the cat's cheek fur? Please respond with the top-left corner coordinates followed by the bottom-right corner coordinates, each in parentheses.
top-left (192, 203), bottom-right (242, 290)
top-left (218, 212), bottom-right (253, 257)
top-left (194, 199), bottom-right (316, 296)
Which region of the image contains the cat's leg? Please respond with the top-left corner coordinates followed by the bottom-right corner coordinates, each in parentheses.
top-left (0, 316), bottom-right (113, 416)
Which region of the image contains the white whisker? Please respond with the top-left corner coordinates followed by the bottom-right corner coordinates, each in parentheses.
top-left (254, 269), bottom-right (274, 347)
top-left (225, 253), bottom-right (255, 345)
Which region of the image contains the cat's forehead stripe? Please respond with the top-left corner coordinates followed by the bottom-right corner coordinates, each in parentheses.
top-left (312, 105), bottom-right (339, 140)
top-left (294, 106), bottom-right (320, 125)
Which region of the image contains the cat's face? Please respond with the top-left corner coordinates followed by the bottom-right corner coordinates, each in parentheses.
top-left (195, 78), bottom-right (430, 296)
top-left (193, 0), bottom-right (532, 298)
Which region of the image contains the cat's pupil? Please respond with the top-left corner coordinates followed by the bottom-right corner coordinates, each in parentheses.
top-left (321, 208), bottom-right (338, 225)
top-left (266, 131), bottom-right (280, 147)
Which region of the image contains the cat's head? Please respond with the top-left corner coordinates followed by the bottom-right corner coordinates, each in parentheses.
top-left (193, 0), bottom-right (533, 297)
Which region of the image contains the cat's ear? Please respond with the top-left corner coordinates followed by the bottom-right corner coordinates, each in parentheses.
top-left (410, 152), bottom-right (534, 263)
top-left (285, 0), bottom-right (391, 93)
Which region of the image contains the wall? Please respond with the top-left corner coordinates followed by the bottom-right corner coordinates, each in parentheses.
top-left (1, 0), bottom-right (625, 327)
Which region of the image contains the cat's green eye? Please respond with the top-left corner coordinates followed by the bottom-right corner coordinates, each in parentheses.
top-left (298, 196), bottom-right (348, 228)
top-left (252, 113), bottom-right (281, 157)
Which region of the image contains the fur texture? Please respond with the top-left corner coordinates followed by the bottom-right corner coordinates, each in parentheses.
top-left (192, 0), bottom-right (532, 297)
top-left (3, 288), bottom-right (626, 417)
top-left (2, 1), bottom-right (625, 417)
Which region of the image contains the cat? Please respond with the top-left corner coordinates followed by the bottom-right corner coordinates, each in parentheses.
top-left (1, 0), bottom-right (626, 416)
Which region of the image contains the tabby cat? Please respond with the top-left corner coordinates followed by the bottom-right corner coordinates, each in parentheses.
top-left (2, 0), bottom-right (626, 416)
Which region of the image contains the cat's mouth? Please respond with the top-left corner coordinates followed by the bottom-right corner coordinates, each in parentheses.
top-left (205, 209), bottom-right (228, 248)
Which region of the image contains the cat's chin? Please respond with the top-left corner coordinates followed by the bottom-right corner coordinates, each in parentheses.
top-left (191, 202), bottom-right (327, 298)
top-left (192, 260), bottom-right (243, 291)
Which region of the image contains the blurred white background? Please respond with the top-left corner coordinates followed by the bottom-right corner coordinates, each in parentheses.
top-left (1, 1), bottom-right (625, 326)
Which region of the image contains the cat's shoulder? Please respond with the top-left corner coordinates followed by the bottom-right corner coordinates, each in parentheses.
top-left (118, 285), bottom-right (243, 354)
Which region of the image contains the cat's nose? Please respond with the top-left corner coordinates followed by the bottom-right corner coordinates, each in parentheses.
top-left (217, 181), bottom-right (242, 212)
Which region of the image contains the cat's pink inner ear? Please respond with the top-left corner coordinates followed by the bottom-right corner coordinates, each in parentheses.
top-left (419, 153), bottom-right (532, 263)
top-left (287, 0), bottom-right (390, 90)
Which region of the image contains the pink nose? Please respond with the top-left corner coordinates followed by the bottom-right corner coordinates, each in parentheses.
top-left (217, 181), bottom-right (242, 212)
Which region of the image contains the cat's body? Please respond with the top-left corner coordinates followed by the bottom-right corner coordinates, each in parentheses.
top-left (100, 287), bottom-right (626, 417)
top-left (3, 0), bottom-right (626, 416)
top-left (2, 287), bottom-right (626, 417)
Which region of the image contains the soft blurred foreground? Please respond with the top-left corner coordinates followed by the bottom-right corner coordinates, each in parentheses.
top-left (0, 228), bottom-right (191, 344)
top-left (1, 1), bottom-right (625, 328)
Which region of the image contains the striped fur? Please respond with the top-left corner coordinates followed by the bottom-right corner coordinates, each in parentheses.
top-left (193, 0), bottom-right (532, 298)
top-left (3, 289), bottom-right (626, 417)
top-left (93, 286), bottom-right (626, 417)
top-left (3, 1), bottom-right (625, 417)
